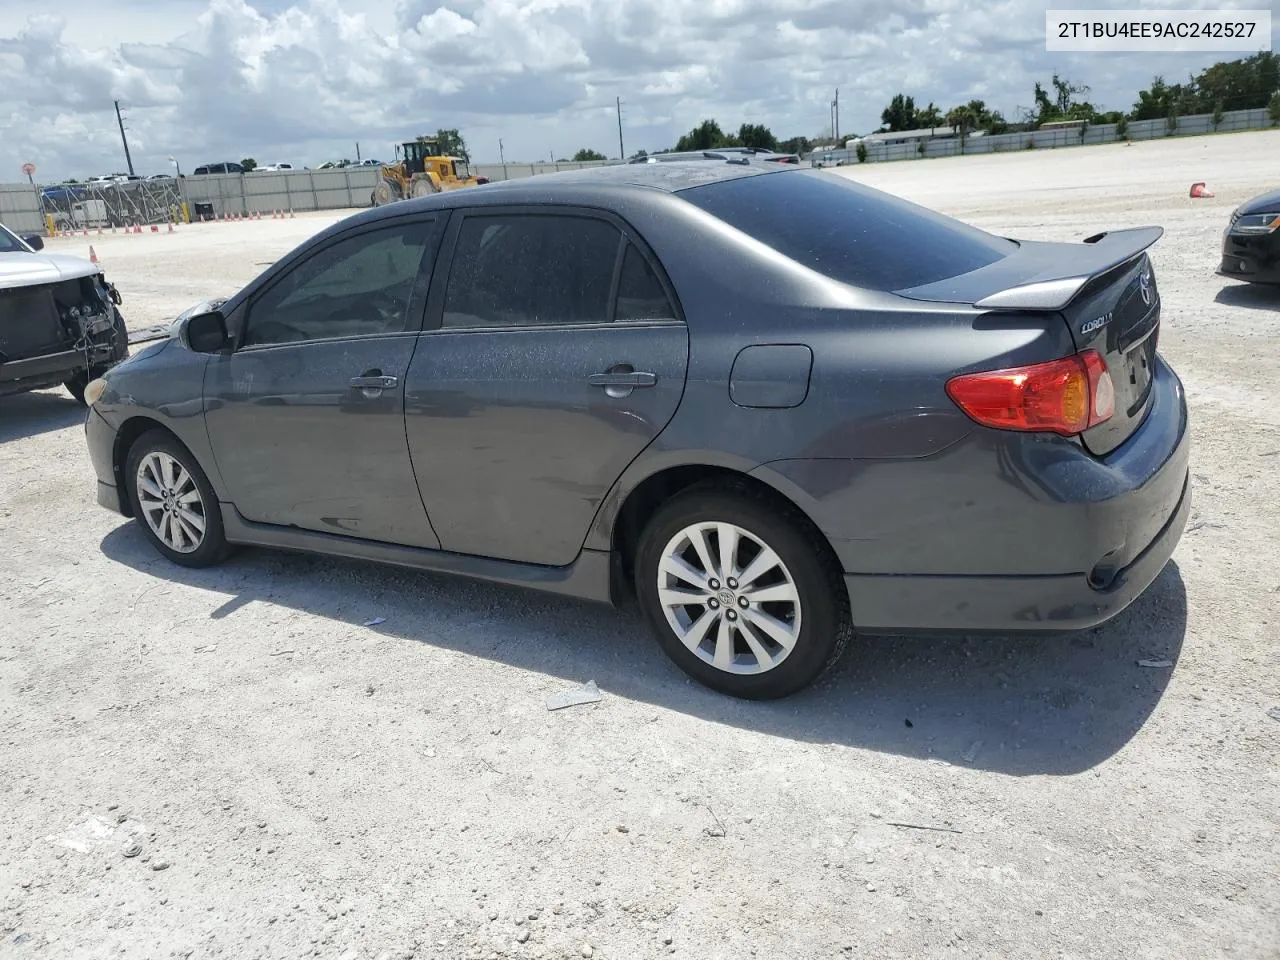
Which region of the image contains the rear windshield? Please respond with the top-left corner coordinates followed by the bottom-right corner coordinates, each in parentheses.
top-left (680, 169), bottom-right (1015, 291)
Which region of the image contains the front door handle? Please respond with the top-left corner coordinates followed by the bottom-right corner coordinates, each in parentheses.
top-left (587, 371), bottom-right (657, 388)
top-left (350, 374), bottom-right (398, 389)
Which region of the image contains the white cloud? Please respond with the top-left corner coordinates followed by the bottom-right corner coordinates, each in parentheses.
top-left (0, 0), bottom-right (1254, 180)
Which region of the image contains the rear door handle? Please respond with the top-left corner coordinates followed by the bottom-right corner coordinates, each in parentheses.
top-left (587, 371), bottom-right (657, 388)
top-left (350, 375), bottom-right (398, 389)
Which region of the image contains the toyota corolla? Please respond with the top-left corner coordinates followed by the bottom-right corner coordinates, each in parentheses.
top-left (82, 161), bottom-right (1190, 700)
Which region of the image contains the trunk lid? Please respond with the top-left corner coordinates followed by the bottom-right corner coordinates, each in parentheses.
top-left (897, 227), bottom-right (1163, 456)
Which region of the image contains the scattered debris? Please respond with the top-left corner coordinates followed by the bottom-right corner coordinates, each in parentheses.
top-left (362, 616), bottom-right (386, 627)
top-left (1266, 706), bottom-right (1280, 722)
top-left (545, 680), bottom-right (602, 711)
top-left (1186, 521), bottom-right (1223, 533)
top-left (365, 684), bottom-right (376, 696)
top-left (887, 821), bottom-right (963, 835)
top-left (615, 824), bottom-right (629, 834)
top-left (194, 645), bottom-right (217, 654)
top-left (702, 804), bottom-right (727, 838)
top-left (122, 842), bottom-right (143, 858)
top-left (1137, 659), bottom-right (1174, 669)
top-left (269, 649), bottom-right (295, 657)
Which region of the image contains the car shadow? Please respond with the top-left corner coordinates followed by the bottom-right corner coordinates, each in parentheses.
top-left (1214, 282), bottom-right (1280, 311)
top-left (0, 389), bottom-right (85, 443)
top-left (99, 522), bottom-right (1186, 777)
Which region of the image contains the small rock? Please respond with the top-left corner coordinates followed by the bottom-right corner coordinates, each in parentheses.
top-left (516, 930), bottom-right (530, 944)
top-left (365, 684), bottom-right (375, 696)
top-left (152, 861), bottom-right (170, 872)
top-left (528, 911), bottom-right (539, 920)
top-left (581, 947), bottom-right (593, 958)
top-left (122, 843), bottom-right (143, 858)
top-left (865, 882), bottom-right (876, 892)
top-left (615, 825), bottom-right (629, 834)
top-left (1267, 706), bottom-right (1280, 722)
top-left (663, 937), bottom-right (673, 946)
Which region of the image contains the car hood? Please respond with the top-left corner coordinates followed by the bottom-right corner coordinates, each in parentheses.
top-left (0, 251), bottom-right (101, 289)
top-left (1238, 188), bottom-right (1280, 215)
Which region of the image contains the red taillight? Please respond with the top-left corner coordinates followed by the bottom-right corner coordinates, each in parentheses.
top-left (945, 350), bottom-right (1114, 436)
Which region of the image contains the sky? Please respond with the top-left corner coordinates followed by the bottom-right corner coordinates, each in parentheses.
top-left (0, 0), bottom-right (1269, 180)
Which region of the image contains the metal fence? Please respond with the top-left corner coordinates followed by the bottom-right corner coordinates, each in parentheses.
top-left (814, 106), bottom-right (1276, 166)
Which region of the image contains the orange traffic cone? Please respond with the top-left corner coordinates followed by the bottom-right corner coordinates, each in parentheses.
top-left (89, 245), bottom-right (99, 264)
top-left (1190, 181), bottom-right (1215, 198)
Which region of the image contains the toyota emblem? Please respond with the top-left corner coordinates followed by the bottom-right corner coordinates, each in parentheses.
top-left (1139, 262), bottom-right (1153, 306)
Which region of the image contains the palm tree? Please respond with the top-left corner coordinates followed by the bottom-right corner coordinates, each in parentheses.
top-left (945, 105), bottom-right (979, 153)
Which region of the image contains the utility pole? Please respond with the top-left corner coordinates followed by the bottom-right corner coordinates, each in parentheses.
top-left (616, 96), bottom-right (625, 159)
top-left (114, 99), bottom-right (135, 177)
top-left (831, 88), bottom-right (840, 144)
top-left (355, 142), bottom-right (362, 163)
top-left (499, 138), bottom-right (505, 164)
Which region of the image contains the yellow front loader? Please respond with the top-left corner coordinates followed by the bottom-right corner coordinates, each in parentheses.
top-left (370, 139), bottom-right (489, 206)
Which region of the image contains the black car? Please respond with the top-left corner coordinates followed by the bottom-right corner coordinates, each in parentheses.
top-left (1219, 188), bottom-right (1280, 284)
top-left (82, 161), bottom-right (1188, 700)
top-left (0, 223), bottom-right (129, 403)
top-left (192, 162), bottom-right (247, 176)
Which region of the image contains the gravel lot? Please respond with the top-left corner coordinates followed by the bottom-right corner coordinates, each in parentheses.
top-left (2, 131), bottom-right (1278, 960)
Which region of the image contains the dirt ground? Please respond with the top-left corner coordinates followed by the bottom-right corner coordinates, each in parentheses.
top-left (2, 131), bottom-right (1278, 960)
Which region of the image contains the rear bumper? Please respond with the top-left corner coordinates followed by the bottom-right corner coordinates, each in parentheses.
top-left (846, 469), bottom-right (1189, 632)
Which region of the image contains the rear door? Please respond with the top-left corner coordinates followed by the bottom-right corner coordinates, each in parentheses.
top-left (404, 207), bottom-right (689, 566)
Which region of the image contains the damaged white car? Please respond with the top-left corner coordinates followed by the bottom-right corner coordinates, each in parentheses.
top-left (0, 222), bottom-right (128, 404)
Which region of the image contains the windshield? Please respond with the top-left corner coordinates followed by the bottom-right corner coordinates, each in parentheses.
top-left (0, 224), bottom-right (30, 253)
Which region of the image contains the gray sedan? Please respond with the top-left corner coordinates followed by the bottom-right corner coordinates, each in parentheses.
top-left (82, 160), bottom-right (1189, 699)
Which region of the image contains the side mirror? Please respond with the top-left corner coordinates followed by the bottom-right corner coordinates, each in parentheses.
top-left (22, 234), bottom-right (44, 251)
top-left (179, 310), bottom-right (229, 353)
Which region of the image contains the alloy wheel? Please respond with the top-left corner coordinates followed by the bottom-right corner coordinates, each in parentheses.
top-left (135, 451), bottom-right (206, 554)
top-left (657, 521), bottom-right (802, 675)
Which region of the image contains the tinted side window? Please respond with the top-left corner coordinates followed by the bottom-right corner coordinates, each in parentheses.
top-left (615, 244), bottom-right (676, 321)
top-left (680, 169), bottom-right (1015, 291)
top-left (442, 215), bottom-right (621, 328)
top-left (244, 220), bottom-right (434, 347)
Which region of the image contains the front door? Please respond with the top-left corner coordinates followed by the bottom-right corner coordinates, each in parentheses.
top-left (204, 215), bottom-right (443, 548)
top-left (405, 209), bottom-right (689, 566)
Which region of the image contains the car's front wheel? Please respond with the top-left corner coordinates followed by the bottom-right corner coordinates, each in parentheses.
top-left (125, 430), bottom-right (229, 567)
top-left (634, 484), bottom-right (852, 700)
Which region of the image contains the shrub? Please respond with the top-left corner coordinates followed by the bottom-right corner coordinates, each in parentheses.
top-left (1212, 100), bottom-right (1225, 131)
top-left (855, 142), bottom-right (868, 163)
top-left (1116, 116), bottom-right (1128, 140)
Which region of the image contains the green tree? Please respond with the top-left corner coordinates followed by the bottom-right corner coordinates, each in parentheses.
top-left (855, 141), bottom-right (868, 163)
top-left (240, 157), bottom-right (258, 171)
top-left (675, 119), bottom-right (739, 151)
top-left (778, 136), bottom-right (811, 155)
top-left (880, 93), bottom-right (918, 132)
top-left (945, 104), bottom-right (980, 150)
top-left (1212, 99), bottom-right (1225, 129)
top-left (572, 148), bottom-right (607, 161)
top-left (1270, 91), bottom-right (1280, 126)
top-left (431, 129), bottom-right (470, 162)
top-left (917, 102), bottom-right (943, 130)
top-left (737, 123), bottom-right (778, 150)
top-left (1116, 116), bottom-right (1129, 139)
top-left (629, 149), bottom-right (649, 160)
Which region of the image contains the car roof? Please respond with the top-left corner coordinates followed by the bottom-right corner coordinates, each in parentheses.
top-left (457, 158), bottom-right (782, 197)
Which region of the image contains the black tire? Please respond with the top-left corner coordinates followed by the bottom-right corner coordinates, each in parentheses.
top-left (634, 482), bottom-right (853, 700)
top-left (125, 429), bottom-right (230, 568)
top-left (63, 372), bottom-right (88, 405)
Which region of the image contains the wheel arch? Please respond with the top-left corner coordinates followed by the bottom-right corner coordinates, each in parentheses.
top-left (601, 457), bottom-right (841, 602)
top-left (111, 416), bottom-right (205, 517)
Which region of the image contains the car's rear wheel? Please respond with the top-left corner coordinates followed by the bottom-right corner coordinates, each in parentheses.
top-left (125, 430), bottom-right (229, 568)
top-left (634, 484), bottom-right (852, 699)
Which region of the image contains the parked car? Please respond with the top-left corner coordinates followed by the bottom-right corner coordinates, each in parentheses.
top-left (1219, 188), bottom-right (1280, 284)
top-left (192, 162), bottom-right (246, 176)
top-left (0, 222), bottom-right (128, 403)
top-left (255, 163), bottom-right (295, 172)
top-left (81, 160), bottom-right (1189, 699)
top-left (632, 147), bottom-right (800, 165)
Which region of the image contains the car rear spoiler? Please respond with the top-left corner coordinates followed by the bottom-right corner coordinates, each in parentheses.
top-left (896, 226), bottom-right (1164, 311)
top-left (973, 227), bottom-right (1164, 311)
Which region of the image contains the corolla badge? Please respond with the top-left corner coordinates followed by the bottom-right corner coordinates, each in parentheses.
top-left (1080, 312), bottom-right (1111, 336)
top-left (1139, 261), bottom-right (1153, 306)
